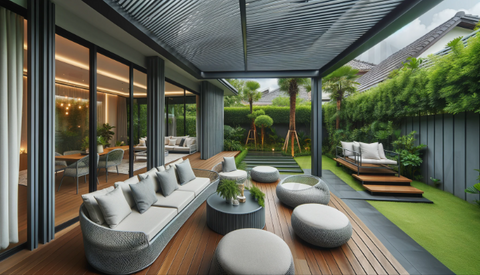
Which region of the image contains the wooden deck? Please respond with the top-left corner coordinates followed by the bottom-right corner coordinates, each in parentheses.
top-left (1, 151), bottom-right (408, 275)
top-left (334, 158), bottom-right (397, 175)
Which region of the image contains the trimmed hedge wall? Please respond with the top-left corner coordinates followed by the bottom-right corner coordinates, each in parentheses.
top-left (225, 106), bottom-right (311, 126)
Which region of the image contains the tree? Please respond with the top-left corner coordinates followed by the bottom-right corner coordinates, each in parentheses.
top-left (277, 78), bottom-right (310, 156)
top-left (272, 96), bottom-right (307, 107)
top-left (322, 65), bottom-right (360, 129)
top-left (254, 115), bottom-right (273, 148)
top-left (240, 80), bottom-right (262, 146)
top-left (225, 79), bottom-right (246, 107)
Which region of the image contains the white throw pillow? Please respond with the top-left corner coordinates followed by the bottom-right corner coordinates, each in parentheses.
top-left (81, 186), bottom-right (115, 225)
top-left (139, 138), bottom-right (146, 146)
top-left (157, 165), bottom-right (166, 172)
top-left (164, 137), bottom-right (169, 145)
top-left (340, 141), bottom-right (355, 156)
top-left (353, 141), bottom-right (360, 154)
top-left (360, 142), bottom-right (381, 160)
top-left (174, 136), bottom-right (189, 145)
top-left (95, 187), bottom-right (132, 228)
top-left (168, 139), bottom-right (177, 146)
top-left (378, 143), bottom-right (387, 159)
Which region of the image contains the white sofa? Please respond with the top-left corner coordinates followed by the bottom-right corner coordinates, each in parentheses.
top-left (165, 136), bottom-right (197, 154)
top-left (79, 164), bottom-right (219, 274)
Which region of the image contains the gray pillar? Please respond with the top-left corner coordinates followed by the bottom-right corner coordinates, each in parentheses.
top-left (27, 0), bottom-right (55, 247)
top-left (146, 57), bottom-right (165, 168)
top-left (311, 77), bottom-right (322, 177)
top-left (200, 82), bottom-right (224, 160)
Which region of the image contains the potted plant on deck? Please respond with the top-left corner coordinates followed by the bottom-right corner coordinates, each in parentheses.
top-left (217, 179), bottom-right (241, 204)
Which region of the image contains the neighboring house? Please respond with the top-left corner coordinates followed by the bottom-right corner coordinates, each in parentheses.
top-left (255, 86), bottom-right (317, 105)
top-left (346, 59), bottom-right (376, 76)
top-left (357, 11), bottom-right (479, 92)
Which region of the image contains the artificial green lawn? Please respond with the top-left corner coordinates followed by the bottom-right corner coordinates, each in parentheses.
top-left (295, 155), bottom-right (480, 274)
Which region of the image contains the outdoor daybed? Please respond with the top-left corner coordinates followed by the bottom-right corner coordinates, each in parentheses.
top-left (165, 136), bottom-right (197, 154)
top-left (79, 163), bottom-right (219, 274)
top-left (336, 141), bottom-right (400, 176)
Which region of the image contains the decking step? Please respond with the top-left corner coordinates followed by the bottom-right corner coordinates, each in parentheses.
top-left (244, 160), bottom-right (297, 164)
top-left (363, 185), bottom-right (424, 196)
top-left (352, 174), bottom-right (412, 185)
top-left (334, 158), bottom-right (397, 175)
top-left (243, 158), bottom-right (294, 161)
top-left (246, 164), bottom-right (300, 168)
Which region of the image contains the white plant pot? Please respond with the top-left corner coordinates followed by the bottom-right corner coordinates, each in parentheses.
top-left (97, 145), bottom-right (104, 153)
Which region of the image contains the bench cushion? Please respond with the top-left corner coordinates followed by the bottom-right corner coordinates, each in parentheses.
top-left (115, 206), bottom-right (177, 241)
top-left (153, 190), bottom-right (195, 212)
top-left (353, 157), bottom-right (397, 165)
top-left (177, 177), bottom-right (210, 196)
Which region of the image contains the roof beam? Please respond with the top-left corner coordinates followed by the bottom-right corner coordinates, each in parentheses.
top-left (239, 0), bottom-right (248, 71)
top-left (201, 70), bottom-right (320, 79)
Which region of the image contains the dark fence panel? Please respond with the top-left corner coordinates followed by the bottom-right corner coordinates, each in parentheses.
top-left (402, 112), bottom-right (480, 203)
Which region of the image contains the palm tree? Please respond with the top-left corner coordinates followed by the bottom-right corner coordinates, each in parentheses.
top-left (240, 80), bottom-right (262, 146)
top-left (278, 78), bottom-right (310, 156)
top-left (322, 66), bottom-right (360, 129)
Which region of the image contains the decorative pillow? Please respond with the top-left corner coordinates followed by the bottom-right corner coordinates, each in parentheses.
top-left (174, 136), bottom-right (189, 145)
top-left (223, 157), bottom-right (236, 172)
top-left (129, 175), bottom-right (158, 214)
top-left (139, 168), bottom-right (160, 191)
top-left (114, 176), bottom-right (140, 208)
top-left (157, 165), bottom-right (166, 172)
top-left (164, 137), bottom-right (169, 145)
top-left (353, 141), bottom-right (361, 155)
top-left (175, 159), bottom-right (196, 185)
top-left (168, 139), bottom-right (177, 146)
top-left (139, 138), bottom-right (146, 146)
top-left (179, 138), bottom-right (186, 147)
top-left (360, 142), bottom-right (381, 160)
top-left (95, 187), bottom-right (132, 228)
top-left (81, 186), bottom-right (115, 225)
top-left (185, 137), bottom-right (196, 147)
top-left (340, 141), bottom-right (355, 156)
top-left (378, 143), bottom-right (387, 159)
top-left (156, 168), bottom-right (179, 196)
top-left (168, 158), bottom-right (184, 171)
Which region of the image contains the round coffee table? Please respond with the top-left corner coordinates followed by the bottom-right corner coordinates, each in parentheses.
top-left (206, 190), bottom-right (265, 235)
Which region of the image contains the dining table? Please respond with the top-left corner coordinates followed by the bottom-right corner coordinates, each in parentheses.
top-left (54, 145), bottom-right (130, 161)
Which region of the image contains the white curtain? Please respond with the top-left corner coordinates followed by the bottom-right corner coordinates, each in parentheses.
top-left (0, 8), bottom-right (24, 249)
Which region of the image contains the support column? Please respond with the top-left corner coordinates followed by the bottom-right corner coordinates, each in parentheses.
top-left (88, 45), bottom-right (98, 192)
top-left (311, 77), bottom-right (322, 177)
top-left (199, 82), bottom-right (224, 160)
top-left (146, 57), bottom-right (165, 168)
top-left (27, 0), bottom-right (55, 246)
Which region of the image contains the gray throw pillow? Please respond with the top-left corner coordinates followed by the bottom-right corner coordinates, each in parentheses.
top-left (175, 158), bottom-right (196, 185)
top-left (95, 187), bottom-right (132, 228)
top-left (81, 186), bottom-right (114, 225)
top-left (156, 168), bottom-right (179, 196)
top-left (223, 157), bottom-right (236, 172)
top-left (129, 175), bottom-right (158, 214)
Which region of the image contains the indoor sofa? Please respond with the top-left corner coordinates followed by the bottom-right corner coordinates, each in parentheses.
top-left (79, 162), bottom-right (219, 274)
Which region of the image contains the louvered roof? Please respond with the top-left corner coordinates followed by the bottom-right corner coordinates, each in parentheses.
top-left (83, 0), bottom-right (441, 79)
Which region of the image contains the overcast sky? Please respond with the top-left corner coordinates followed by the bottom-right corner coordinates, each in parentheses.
top-left (247, 0), bottom-right (480, 92)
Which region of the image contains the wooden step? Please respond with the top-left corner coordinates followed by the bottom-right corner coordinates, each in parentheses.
top-left (363, 185), bottom-right (424, 196)
top-left (352, 174), bottom-right (412, 185)
top-left (334, 158), bottom-right (397, 175)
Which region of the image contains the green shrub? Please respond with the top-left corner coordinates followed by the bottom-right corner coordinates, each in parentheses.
top-left (224, 106), bottom-right (311, 126)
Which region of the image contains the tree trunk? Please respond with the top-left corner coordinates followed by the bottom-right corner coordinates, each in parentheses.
top-left (336, 98), bottom-right (341, 129)
top-left (250, 99), bottom-right (256, 133)
top-left (291, 131), bottom-right (294, 157)
top-left (289, 92), bottom-right (296, 131)
top-left (261, 127), bottom-right (264, 148)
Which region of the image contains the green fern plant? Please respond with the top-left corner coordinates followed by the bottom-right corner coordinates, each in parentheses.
top-left (246, 185), bottom-right (265, 207)
top-left (465, 169), bottom-right (480, 207)
top-left (430, 177), bottom-right (441, 187)
top-left (217, 180), bottom-right (240, 201)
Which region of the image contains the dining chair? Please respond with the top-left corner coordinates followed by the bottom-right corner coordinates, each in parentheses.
top-left (58, 154), bottom-right (99, 194)
top-left (97, 149), bottom-right (124, 182)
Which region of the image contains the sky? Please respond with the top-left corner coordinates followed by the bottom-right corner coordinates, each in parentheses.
top-left (246, 0), bottom-right (480, 92)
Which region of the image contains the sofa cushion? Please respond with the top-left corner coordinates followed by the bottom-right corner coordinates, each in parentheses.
top-left (185, 137), bottom-right (196, 147)
top-left (353, 156), bottom-right (397, 165)
top-left (81, 186), bottom-right (114, 225)
top-left (130, 176), bottom-right (158, 214)
top-left (156, 168), bottom-right (179, 196)
top-left (340, 141), bottom-right (355, 156)
top-left (95, 187), bottom-right (132, 228)
top-left (114, 176), bottom-right (140, 208)
top-left (153, 190), bottom-right (194, 212)
top-left (138, 168), bottom-right (160, 191)
top-left (173, 136), bottom-right (189, 145)
top-left (168, 139), bottom-right (177, 146)
top-left (167, 158), bottom-right (184, 170)
top-left (378, 143), bottom-right (387, 159)
top-left (177, 177), bottom-right (210, 196)
top-left (360, 142), bottom-right (380, 160)
top-left (353, 141), bottom-right (360, 154)
top-left (173, 146), bottom-right (190, 152)
top-left (165, 145), bottom-right (175, 150)
top-left (157, 165), bottom-right (166, 172)
top-left (115, 206), bottom-right (177, 241)
top-left (223, 157), bottom-right (236, 172)
top-left (175, 159), bottom-right (196, 185)
top-left (179, 138), bottom-right (186, 147)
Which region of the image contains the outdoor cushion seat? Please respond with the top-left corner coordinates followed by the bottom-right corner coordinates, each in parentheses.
top-left (291, 204), bottom-right (352, 248)
top-left (218, 169), bottom-right (248, 183)
top-left (114, 206), bottom-right (177, 241)
top-left (251, 166), bottom-right (280, 183)
top-left (276, 175), bottom-right (330, 208)
top-left (352, 156), bottom-right (397, 165)
top-left (165, 145), bottom-right (175, 150)
top-left (177, 177), bottom-right (210, 196)
top-left (210, 229), bottom-right (294, 275)
top-left (153, 190), bottom-right (195, 212)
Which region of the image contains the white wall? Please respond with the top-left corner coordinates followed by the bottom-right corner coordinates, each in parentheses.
top-left (419, 27), bottom-right (473, 58)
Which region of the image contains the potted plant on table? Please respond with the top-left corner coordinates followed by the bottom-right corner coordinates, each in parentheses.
top-left (80, 136), bottom-right (108, 153)
top-left (246, 186), bottom-right (265, 207)
top-left (217, 179), bottom-right (241, 204)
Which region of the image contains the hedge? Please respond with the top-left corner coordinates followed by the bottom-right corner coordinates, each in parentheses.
top-left (169, 116), bottom-right (197, 137)
top-left (225, 106), bottom-right (311, 126)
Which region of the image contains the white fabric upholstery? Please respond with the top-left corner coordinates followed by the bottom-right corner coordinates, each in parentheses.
top-left (168, 139), bottom-right (176, 146)
top-left (360, 142), bottom-right (380, 160)
top-left (115, 206), bottom-right (177, 241)
top-left (378, 143), bottom-right (387, 159)
top-left (293, 204), bottom-right (349, 230)
top-left (172, 136), bottom-right (188, 145)
top-left (352, 156), bottom-right (397, 165)
top-left (281, 182), bottom-right (311, 191)
top-left (177, 177), bottom-right (210, 196)
top-left (82, 186), bottom-right (115, 224)
top-left (153, 190), bottom-right (194, 212)
top-left (340, 141), bottom-right (355, 156)
top-left (165, 145), bottom-right (175, 150)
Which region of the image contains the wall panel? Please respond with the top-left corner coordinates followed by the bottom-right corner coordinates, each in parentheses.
top-left (465, 113), bottom-right (480, 203)
top-left (443, 114), bottom-right (454, 194)
top-left (200, 82), bottom-right (224, 159)
top-left (427, 115), bottom-right (435, 185)
top-left (434, 114), bottom-right (444, 189)
top-left (453, 113), bottom-right (466, 200)
top-left (420, 116), bottom-right (428, 182)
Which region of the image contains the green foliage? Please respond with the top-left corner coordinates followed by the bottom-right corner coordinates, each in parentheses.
top-left (272, 96), bottom-right (308, 107)
top-left (224, 125), bottom-right (245, 151)
top-left (430, 177), bottom-right (441, 187)
top-left (401, 57), bottom-right (423, 71)
top-left (225, 106), bottom-right (311, 126)
top-left (465, 169), bottom-right (480, 207)
top-left (81, 136), bottom-right (108, 150)
top-left (268, 127), bottom-right (285, 145)
top-left (240, 80), bottom-right (262, 112)
top-left (225, 79), bottom-right (246, 107)
top-left (217, 180), bottom-right (241, 200)
top-left (246, 185), bottom-right (265, 207)
top-left (173, 116), bottom-right (197, 137)
top-left (235, 149), bottom-right (248, 167)
top-left (393, 131), bottom-right (426, 178)
top-left (322, 65), bottom-right (360, 101)
top-left (254, 115), bottom-right (273, 128)
top-left (55, 98), bottom-right (89, 153)
top-left (224, 139), bottom-right (243, 151)
top-left (247, 109), bottom-right (265, 120)
top-left (97, 123), bottom-right (115, 147)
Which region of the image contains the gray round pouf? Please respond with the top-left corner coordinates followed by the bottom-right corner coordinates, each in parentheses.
top-left (210, 229), bottom-right (294, 275)
top-left (276, 175), bottom-right (330, 208)
top-left (251, 166), bottom-right (280, 183)
top-left (218, 169), bottom-right (248, 184)
top-left (291, 204), bottom-right (352, 248)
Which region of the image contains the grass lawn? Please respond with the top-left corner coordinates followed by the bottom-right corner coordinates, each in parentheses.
top-left (295, 155), bottom-right (480, 274)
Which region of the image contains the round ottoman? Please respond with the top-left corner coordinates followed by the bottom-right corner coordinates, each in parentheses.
top-left (291, 204), bottom-right (352, 248)
top-left (276, 175), bottom-right (330, 208)
top-left (210, 229), bottom-right (294, 275)
top-left (251, 166), bottom-right (280, 183)
top-left (218, 169), bottom-right (248, 184)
